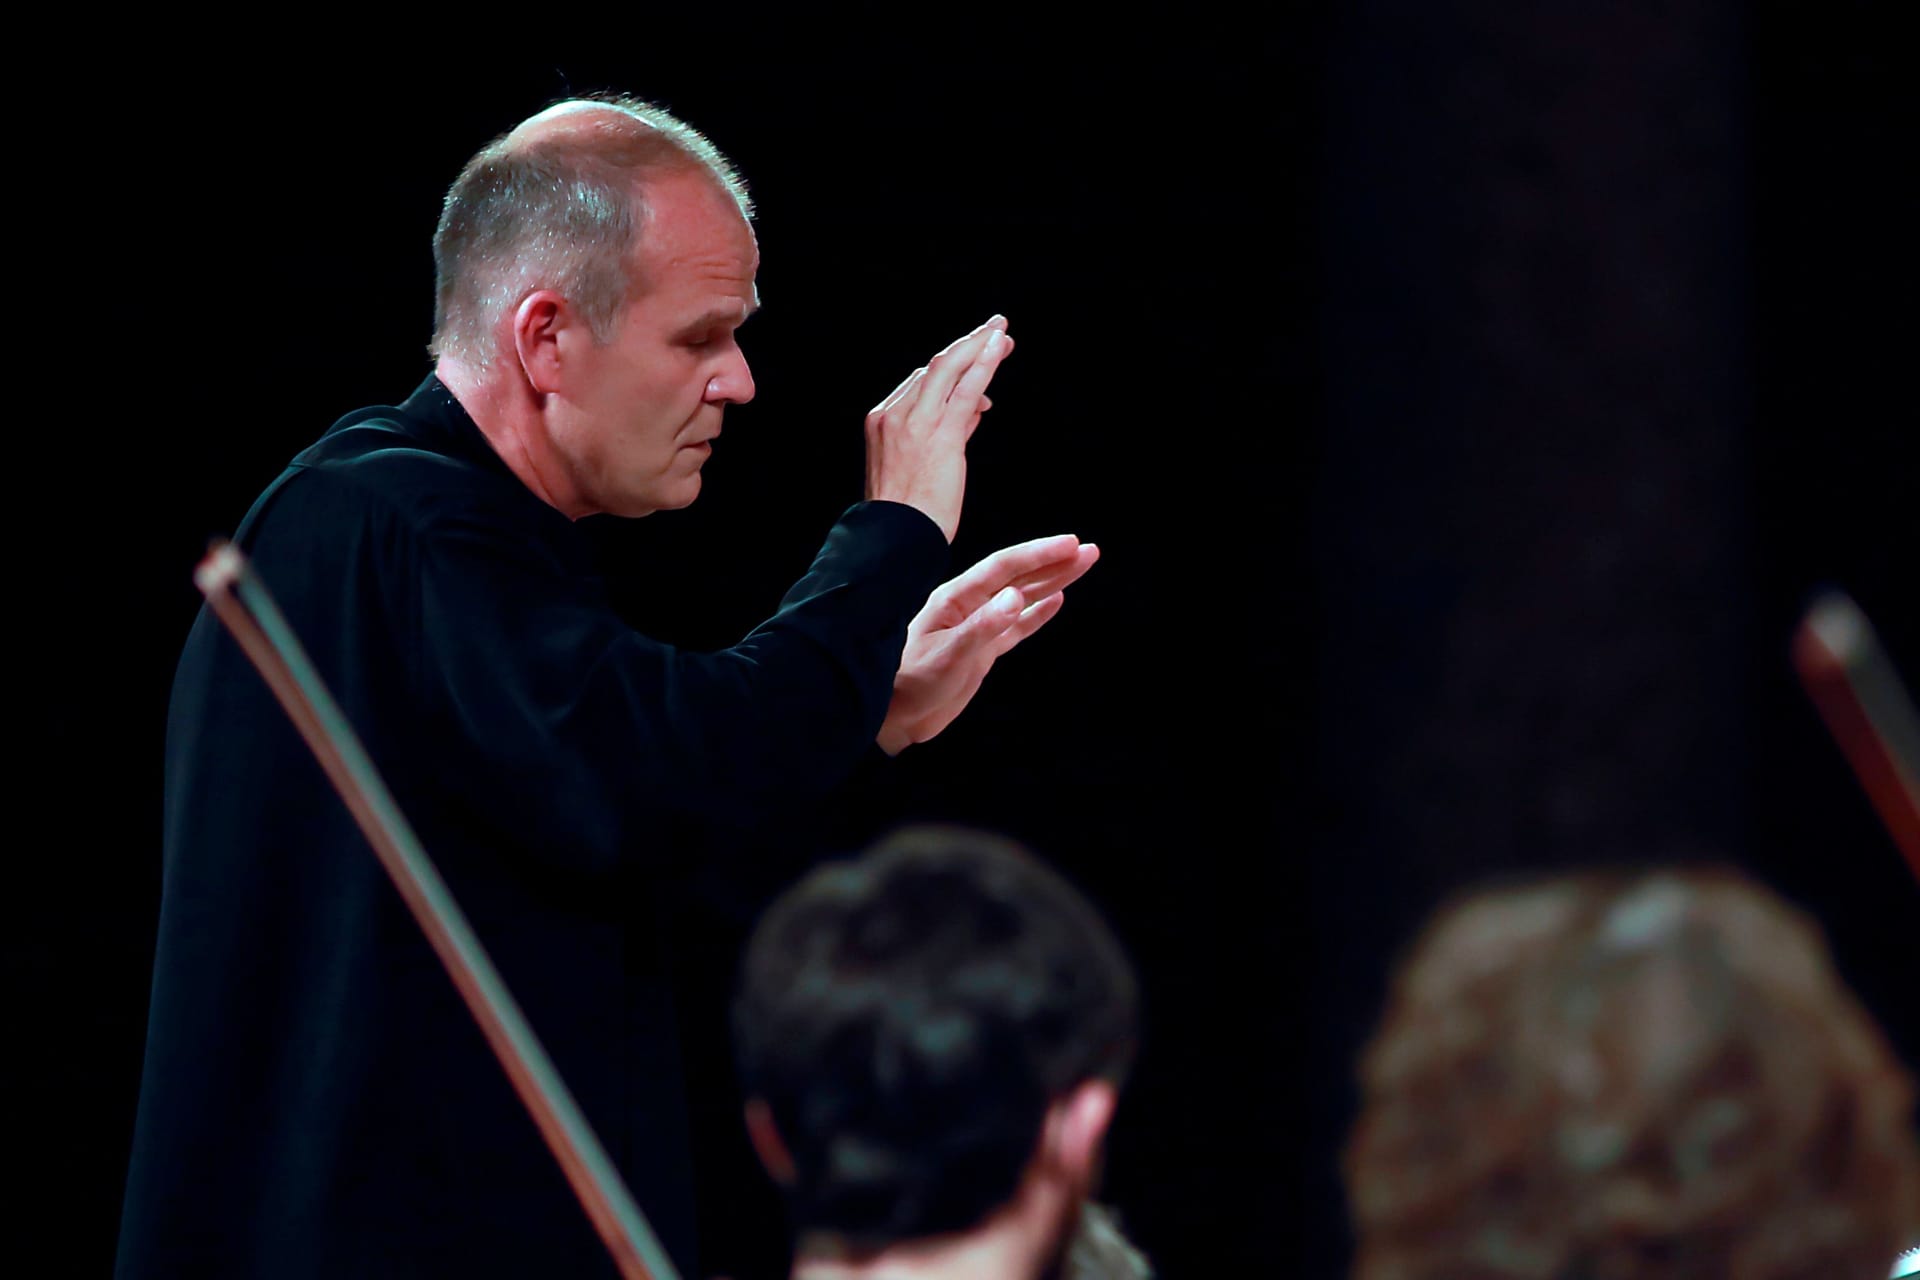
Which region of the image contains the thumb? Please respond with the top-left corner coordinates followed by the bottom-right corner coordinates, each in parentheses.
top-left (969, 585), bottom-right (1025, 641)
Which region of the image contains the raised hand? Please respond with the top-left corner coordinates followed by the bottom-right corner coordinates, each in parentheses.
top-left (864, 315), bottom-right (1014, 542)
top-left (878, 534), bottom-right (1100, 754)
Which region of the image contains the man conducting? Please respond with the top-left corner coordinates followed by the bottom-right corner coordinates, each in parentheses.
top-left (117, 96), bottom-right (1096, 1278)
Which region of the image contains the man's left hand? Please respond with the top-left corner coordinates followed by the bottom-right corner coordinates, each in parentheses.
top-left (878, 534), bottom-right (1100, 755)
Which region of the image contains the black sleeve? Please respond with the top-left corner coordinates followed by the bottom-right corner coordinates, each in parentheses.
top-left (405, 494), bottom-right (948, 871)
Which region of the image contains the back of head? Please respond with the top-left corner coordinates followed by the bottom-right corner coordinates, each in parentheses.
top-left (430, 94), bottom-right (751, 366)
top-left (733, 825), bottom-right (1140, 1248)
top-left (1345, 868), bottom-right (1920, 1279)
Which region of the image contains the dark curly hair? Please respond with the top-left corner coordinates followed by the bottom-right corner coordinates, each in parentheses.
top-left (1344, 868), bottom-right (1919, 1279)
top-left (732, 825), bottom-right (1139, 1247)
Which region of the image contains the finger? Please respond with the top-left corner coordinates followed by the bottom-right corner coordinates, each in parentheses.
top-left (870, 366), bottom-right (923, 420)
top-left (1019, 589), bottom-right (1066, 626)
top-left (1008, 542), bottom-right (1099, 601)
top-left (933, 542), bottom-right (1093, 633)
top-left (929, 314), bottom-right (1008, 363)
top-left (877, 318), bottom-right (1006, 421)
top-left (937, 534), bottom-right (1083, 616)
top-left (993, 590), bottom-right (1066, 655)
top-left (961, 389), bottom-right (1002, 444)
top-left (913, 318), bottom-right (1004, 403)
top-left (951, 330), bottom-right (1011, 407)
top-left (956, 585), bottom-right (1026, 650)
top-left (943, 535), bottom-right (1083, 612)
top-left (959, 394), bottom-right (994, 442)
top-left (923, 325), bottom-right (1009, 412)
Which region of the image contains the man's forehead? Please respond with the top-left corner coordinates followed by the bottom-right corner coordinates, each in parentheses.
top-left (641, 239), bottom-right (757, 295)
top-left (641, 174), bottom-right (755, 242)
top-left (634, 181), bottom-right (759, 301)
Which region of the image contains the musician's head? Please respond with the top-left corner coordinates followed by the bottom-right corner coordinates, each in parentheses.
top-left (1344, 866), bottom-right (1920, 1280)
top-left (733, 824), bottom-right (1140, 1278)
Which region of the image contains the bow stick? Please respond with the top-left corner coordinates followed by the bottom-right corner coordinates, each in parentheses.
top-left (1791, 589), bottom-right (1920, 885)
top-left (195, 540), bottom-right (680, 1280)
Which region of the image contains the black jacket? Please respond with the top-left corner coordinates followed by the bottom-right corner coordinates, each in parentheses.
top-left (117, 376), bottom-right (947, 1278)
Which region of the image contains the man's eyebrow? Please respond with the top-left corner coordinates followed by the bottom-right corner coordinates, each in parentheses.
top-left (680, 298), bottom-right (760, 333)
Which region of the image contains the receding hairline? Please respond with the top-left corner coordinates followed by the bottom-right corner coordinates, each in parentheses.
top-left (429, 94), bottom-right (754, 363)
top-left (505, 100), bottom-right (652, 148)
top-left (497, 96), bottom-right (754, 218)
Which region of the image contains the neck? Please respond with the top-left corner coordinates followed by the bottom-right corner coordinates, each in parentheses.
top-left (434, 355), bottom-right (588, 518)
top-left (790, 1188), bottom-right (1072, 1280)
top-left (792, 1229), bottom-right (1026, 1280)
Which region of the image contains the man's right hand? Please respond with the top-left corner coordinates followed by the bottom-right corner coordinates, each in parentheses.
top-left (864, 315), bottom-right (1014, 543)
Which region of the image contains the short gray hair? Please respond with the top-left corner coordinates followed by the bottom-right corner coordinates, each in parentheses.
top-left (429, 94), bottom-right (752, 365)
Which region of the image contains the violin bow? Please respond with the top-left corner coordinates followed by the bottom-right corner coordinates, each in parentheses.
top-left (1791, 589), bottom-right (1920, 885)
top-left (195, 540), bottom-right (680, 1280)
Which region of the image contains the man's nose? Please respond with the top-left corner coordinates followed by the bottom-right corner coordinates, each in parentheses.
top-left (706, 351), bottom-right (755, 406)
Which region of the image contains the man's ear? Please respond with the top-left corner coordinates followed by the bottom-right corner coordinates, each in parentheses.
top-left (1049, 1079), bottom-right (1117, 1182)
top-left (744, 1098), bottom-right (798, 1186)
top-left (511, 289), bottom-right (571, 395)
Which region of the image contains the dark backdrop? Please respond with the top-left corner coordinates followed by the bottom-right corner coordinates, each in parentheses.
top-left (25, 6), bottom-right (1915, 1276)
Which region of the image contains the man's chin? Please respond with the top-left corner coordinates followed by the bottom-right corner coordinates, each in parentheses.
top-left (609, 476), bottom-right (701, 519)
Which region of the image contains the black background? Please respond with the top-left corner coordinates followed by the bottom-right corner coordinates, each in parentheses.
top-left (24, 5), bottom-right (1916, 1275)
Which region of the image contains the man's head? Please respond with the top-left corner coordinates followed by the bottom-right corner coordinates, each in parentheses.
top-left (432, 96), bottom-right (758, 519)
top-left (1345, 867), bottom-right (1920, 1280)
top-left (733, 825), bottom-right (1140, 1268)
